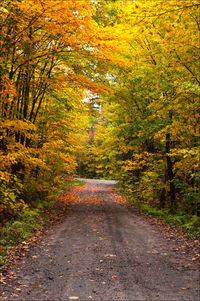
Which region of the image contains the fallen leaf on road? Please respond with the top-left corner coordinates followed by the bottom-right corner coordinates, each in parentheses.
top-left (192, 256), bottom-right (199, 261)
top-left (152, 250), bottom-right (159, 254)
top-left (0, 280), bottom-right (6, 284)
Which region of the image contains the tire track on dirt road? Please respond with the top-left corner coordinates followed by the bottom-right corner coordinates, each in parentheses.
top-left (1, 179), bottom-right (199, 300)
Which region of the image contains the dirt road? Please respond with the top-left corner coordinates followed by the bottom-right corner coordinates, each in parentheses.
top-left (1, 179), bottom-right (199, 300)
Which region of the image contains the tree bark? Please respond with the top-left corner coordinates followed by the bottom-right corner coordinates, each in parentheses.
top-left (166, 132), bottom-right (176, 210)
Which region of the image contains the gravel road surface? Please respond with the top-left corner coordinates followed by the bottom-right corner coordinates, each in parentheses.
top-left (1, 179), bottom-right (199, 300)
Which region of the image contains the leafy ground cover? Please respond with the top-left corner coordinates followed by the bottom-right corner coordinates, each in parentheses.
top-left (0, 179), bottom-right (85, 269)
top-left (117, 184), bottom-right (200, 239)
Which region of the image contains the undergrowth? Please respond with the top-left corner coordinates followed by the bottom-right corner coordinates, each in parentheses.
top-left (117, 184), bottom-right (200, 239)
top-left (0, 178), bottom-right (83, 269)
top-left (0, 203), bottom-right (49, 269)
top-left (139, 203), bottom-right (200, 238)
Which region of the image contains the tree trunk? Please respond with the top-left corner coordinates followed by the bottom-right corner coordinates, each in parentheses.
top-left (166, 132), bottom-right (176, 210)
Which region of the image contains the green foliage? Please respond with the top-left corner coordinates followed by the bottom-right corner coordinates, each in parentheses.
top-left (182, 216), bottom-right (200, 234)
top-left (172, 178), bottom-right (200, 214)
top-left (0, 207), bottom-right (45, 267)
top-left (140, 205), bottom-right (166, 218)
top-left (133, 198), bottom-right (200, 237)
top-left (0, 170), bottom-right (26, 218)
top-left (72, 179), bottom-right (85, 187)
top-left (82, 0), bottom-right (200, 220)
top-left (0, 209), bottom-right (42, 244)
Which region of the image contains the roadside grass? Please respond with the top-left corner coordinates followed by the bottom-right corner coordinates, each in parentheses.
top-left (139, 203), bottom-right (200, 239)
top-left (116, 185), bottom-right (200, 239)
top-left (0, 178), bottom-right (84, 269)
top-left (72, 179), bottom-right (85, 186)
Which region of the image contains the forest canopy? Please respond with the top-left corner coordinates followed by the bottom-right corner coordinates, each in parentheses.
top-left (0, 0), bottom-right (199, 223)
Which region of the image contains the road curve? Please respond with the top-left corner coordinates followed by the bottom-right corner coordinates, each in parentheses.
top-left (1, 179), bottom-right (199, 300)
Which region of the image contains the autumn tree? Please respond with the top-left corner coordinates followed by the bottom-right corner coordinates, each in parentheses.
top-left (86, 0), bottom-right (200, 215)
top-left (0, 0), bottom-right (121, 218)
